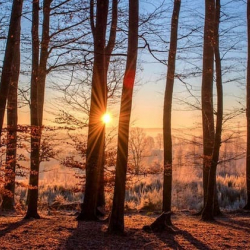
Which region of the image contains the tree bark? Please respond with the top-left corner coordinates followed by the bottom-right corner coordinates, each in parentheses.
top-left (211, 0), bottom-right (222, 217)
top-left (162, 0), bottom-right (181, 213)
top-left (108, 0), bottom-right (139, 234)
top-left (244, 0), bottom-right (250, 211)
top-left (0, 0), bottom-right (23, 140)
top-left (97, 0), bottom-right (118, 209)
top-left (25, 0), bottom-right (40, 219)
top-left (2, 13), bottom-right (21, 210)
top-left (25, 0), bottom-right (52, 219)
top-left (201, 0), bottom-right (215, 210)
top-left (202, 0), bottom-right (223, 221)
top-left (77, 0), bottom-right (109, 221)
top-left (38, 0), bottom-right (51, 124)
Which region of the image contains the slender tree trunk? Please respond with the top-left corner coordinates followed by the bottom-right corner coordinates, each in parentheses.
top-left (25, 0), bottom-right (40, 219)
top-left (105, 0), bottom-right (118, 70)
top-left (245, 0), bottom-right (250, 210)
top-left (25, 0), bottom-right (51, 219)
top-left (38, 0), bottom-right (51, 125)
top-left (2, 15), bottom-right (21, 210)
top-left (162, 0), bottom-right (181, 213)
top-left (77, 0), bottom-right (109, 221)
top-left (211, 0), bottom-right (222, 217)
top-left (202, 0), bottom-right (223, 221)
top-left (0, 0), bottom-right (23, 140)
top-left (108, 0), bottom-right (139, 234)
top-left (97, 0), bottom-right (118, 209)
top-left (201, 0), bottom-right (215, 210)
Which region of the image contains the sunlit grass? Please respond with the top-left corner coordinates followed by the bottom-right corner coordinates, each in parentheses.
top-left (4, 127), bottom-right (246, 213)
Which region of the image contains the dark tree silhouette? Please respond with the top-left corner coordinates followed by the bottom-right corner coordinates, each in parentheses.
top-left (0, 0), bottom-right (23, 140)
top-left (77, 0), bottom-right (109, 221)
top-left (245, 0), bottom-right (250, 210)
top-left (25, 0), bottom-right (52, 219)
top-left (2, 9), bottom-right (21, 210)
top-left (163, 0), bottom-right (181, 213)
top-left (97, 0), bottom-right (118, 209)
top-left (108, 0), bottom-right (139, 234)
top-left (201, 0), bottom-right (215, 213)
top-left (25, 0), bottom-right (41, 219)
top-left (141, 0), bottom-right (181, 233)
top-left (202, 0), bottom-right (223, 221)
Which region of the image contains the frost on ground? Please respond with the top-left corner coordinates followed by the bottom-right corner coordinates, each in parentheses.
top-left (0, 211), bottom-right (249, 249)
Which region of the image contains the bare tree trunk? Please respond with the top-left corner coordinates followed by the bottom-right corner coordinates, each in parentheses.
top-left (77, 0), bottom-right (109, 221)
top-left (202, 0), bottom-right (223, 221)
top-left (25, 0), bottom-right (40, 219)
top-left (2, 14), bottom-right (21, 210)
top-left (213, 188), bottom-right (221, 216)
top-left (108, 0), bottom-right (139, 234)
top-left (162, 0), bottom-right (181, 213)
top-left (25, 0), bottom-right (51, 219)
top-left (0, 0), bottom-right (23, 140)
top-left (245, 0), bottom-right (250, 211)
top-left (97, 164), bottom-right (106, 209)
top-left (201, 0), bottom-right (215, 210)
top-left (38, 0), bottom-right (51, 125)
top-left (211, 0), bottom-right (222, 217)
top-left (97, 0), bottom-right (118, 209)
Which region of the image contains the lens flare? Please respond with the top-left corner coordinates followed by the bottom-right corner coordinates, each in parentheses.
top-left (102, 113), bottom-right (111, 124)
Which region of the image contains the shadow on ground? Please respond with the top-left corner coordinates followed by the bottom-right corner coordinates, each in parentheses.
top-left (60, 219), bottom-right (185, 249)
top-left (0, 218), bottom-right (29, 238)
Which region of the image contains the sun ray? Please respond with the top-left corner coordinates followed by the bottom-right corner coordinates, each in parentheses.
top-left (102, 113), bottom-right (111, 124)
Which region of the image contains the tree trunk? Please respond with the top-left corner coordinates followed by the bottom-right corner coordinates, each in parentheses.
top-left (201, 0), bottom-right (215, 210)
top-left (2, 14), bottom-right (21, 210)
top-left (244, 0), bottom-right (250, 211)
top-left (211, 0), bottom-right (222, 217)
top-left (0, 0), bottom-right (23, 140)
top-left (97, 0), bottom-right (118, 209)
top-left (162, 0), bottom-right (181, 213)
top-left (202, 0), bottom-right (222, 221)
top-left (25, 0), bottom-right (51, 219)
top-left (213, 187), bottom-right (222, 216)
top-left (77, 0), bottom-right (109, 221)
top-left (97, 162), bottom-right (105, 209)
top-left (108, 0), bottom-right (139, 234)
top-left (38, 0), bottom-right (51, 125)
top-left (25, 0), bottom-right (40, 219)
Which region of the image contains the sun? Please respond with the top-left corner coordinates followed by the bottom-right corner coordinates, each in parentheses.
top-left (102, 113), bottom-right (111, 124)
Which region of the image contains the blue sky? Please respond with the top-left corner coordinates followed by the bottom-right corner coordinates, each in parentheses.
top-left (125, 0), bottom-right (247, 129)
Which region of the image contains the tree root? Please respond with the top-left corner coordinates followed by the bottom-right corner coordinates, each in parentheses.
top-left (76, 207), bottom-right (108, 222)
top-left (24, 212), bottom-right (40, 220)
top-left (243, 203), bottom-right (250, 211)
top-left (142, 212), bottom-right (176, 233)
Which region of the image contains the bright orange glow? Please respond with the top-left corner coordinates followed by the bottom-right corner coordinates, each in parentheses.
top-left (102, 113), bottom-right (111, 124)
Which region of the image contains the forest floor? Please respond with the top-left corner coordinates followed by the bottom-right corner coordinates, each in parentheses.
top-left (0, 210), bottom-right (250, 249)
